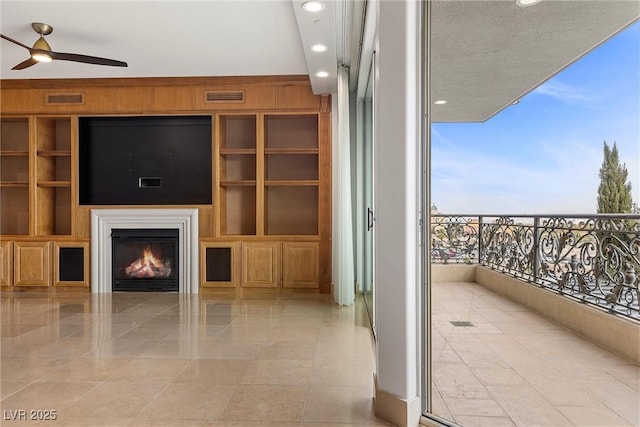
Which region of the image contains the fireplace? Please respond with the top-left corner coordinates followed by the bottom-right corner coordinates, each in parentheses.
top-left (111, 229), bottom-right (178, 291)
top-left (91, 208), bottom-right (199, 294)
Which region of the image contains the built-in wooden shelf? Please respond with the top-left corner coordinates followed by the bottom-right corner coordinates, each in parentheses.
top-left (37, 150), bottom-right (72, 157)
top-left (0, 151), bottom-right (29, 156)
top-left (220, 180), bottom-right (257, 186)
top-left (37, 181), bottom-right (72, 188)
top-left (265, 180), bottom-right (319, 186)
top-left (220, 149), bottom-right (256, 155)
top-left (0, 182), bottom-right (29, 187)
top-left (264, 148), bottom-right (319, 154)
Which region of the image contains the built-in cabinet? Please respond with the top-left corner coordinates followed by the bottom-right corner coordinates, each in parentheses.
top-left (36, 117), bottom-right (72, 236)
top-left (242, 242), bottom-right (281, 288)
top-left (0, 241), bottom-right (12, 287)
top-left (0, 77), bottom-right (330, 292)
top-left (14, 241), bottom-right (51, 287)
top-left (282, 242), bottom-right (319, 288)
top-left (1, 117), bottom-right (30, 236)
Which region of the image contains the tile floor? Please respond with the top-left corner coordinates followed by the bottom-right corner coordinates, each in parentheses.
top-left (431, 281), bottom-right (640, 427)
top-left (1, 291), bottom-right (391, 427)
top-left (3, 282), bottom-right (638, 427)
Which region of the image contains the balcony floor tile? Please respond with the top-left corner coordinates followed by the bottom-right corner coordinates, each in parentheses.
top-left (432, 280), bottom-right (640, 427)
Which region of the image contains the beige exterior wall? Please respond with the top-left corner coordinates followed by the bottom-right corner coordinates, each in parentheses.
top-left (431, 264), bottom-right (476, 283)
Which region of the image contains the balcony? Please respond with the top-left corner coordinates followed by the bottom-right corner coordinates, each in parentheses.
top-left (431, 214), bottom-right (639, 322)
top-left (430, 214), bottom-right (640, 426)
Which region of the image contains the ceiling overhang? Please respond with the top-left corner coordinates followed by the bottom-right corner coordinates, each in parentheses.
top-left (430, 0), bottom-right (640, 123)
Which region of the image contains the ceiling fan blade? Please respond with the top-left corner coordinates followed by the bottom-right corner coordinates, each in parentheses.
top-left (0, 33), bottom-right (31, 50)
top-left (48, 51), bottom-right (127, 67)
top-left (12, 57), bottom-right (38, 70)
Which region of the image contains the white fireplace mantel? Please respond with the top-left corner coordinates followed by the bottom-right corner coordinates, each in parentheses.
top-left (91, 208), bottom-right (199, 294)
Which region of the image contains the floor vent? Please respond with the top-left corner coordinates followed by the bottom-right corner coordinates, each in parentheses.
top-left (450, 320), bottom-right (474, 327)
top-left (204, 90), bottom-right (245, 103)
top-left (45, 93), bottom-right (84, 105)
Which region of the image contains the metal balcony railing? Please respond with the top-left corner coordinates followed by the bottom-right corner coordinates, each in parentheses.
top-left (431, 214), bottom-right (640, 321)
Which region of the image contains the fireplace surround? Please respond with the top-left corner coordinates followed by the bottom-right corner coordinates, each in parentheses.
top-left (91, 209), bottom-right (199, 293)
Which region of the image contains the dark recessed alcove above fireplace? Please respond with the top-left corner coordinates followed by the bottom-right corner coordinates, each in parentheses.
top-left (112, 228), bottom-right (179, 292)
top-left (78, 116), bottom-right (212, 205)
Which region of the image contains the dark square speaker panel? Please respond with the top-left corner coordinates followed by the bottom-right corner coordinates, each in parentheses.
top-left (59, 247), bottom-right (84, 282)
top-left (205, 247), bottom-right (232, 282)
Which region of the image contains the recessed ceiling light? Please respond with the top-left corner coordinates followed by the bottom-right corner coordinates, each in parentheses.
top-left (433, 100), bottom-right (447, 105)
top-left (311, 44), bottom-right (328, 53)
top-left (516, 0), bottom-right (541, 6)
top-left (316, 71), bottom-right (329, 78)
top-left (302, 1), bottom-right (325, 12)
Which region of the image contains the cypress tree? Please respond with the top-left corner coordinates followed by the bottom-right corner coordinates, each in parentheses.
top-left (597, 141), bottom-right (633, 213)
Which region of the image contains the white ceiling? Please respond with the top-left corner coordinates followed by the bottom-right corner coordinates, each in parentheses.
top-left (0, 1), bottom-right (322, 80)
top-left (1, 1), bottom-right (638, 122)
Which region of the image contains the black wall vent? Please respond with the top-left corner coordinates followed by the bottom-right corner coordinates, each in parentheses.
top-left (204, 90), bottom-right (245, 103)
top-left (45, 93), bottom-right (84, 105)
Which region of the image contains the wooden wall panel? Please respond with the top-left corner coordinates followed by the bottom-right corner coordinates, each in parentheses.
top-left (275, 85), bottom-right (320, 110)
top-left (150, 86), bottom-right (195, 111)
top-left (116, 87), bottom-right (154, 112)
top-left (35, 187), bottom-right (55, 235)
top-left (198, 207), bottom-right (214, 238)
top-left (74, 207), bottom-right (92, 238)
top-left (1, 89), bottom-right (40, 113)
top-left (318, 112), bottom-right (332, 293)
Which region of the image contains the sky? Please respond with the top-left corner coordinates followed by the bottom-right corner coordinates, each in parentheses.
top-left (431, 21), bottom-right (640, 215)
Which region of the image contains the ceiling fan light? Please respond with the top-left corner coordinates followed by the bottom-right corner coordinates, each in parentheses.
top-left (32, 52), bottom-right (52, 62)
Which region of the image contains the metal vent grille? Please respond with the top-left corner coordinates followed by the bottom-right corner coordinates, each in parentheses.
top-left (45, 93), bottom-right (84, 105)
top-left (450, 320), bottom-right (474, 327)
top-left (204, 91), bottom-right (245, 103)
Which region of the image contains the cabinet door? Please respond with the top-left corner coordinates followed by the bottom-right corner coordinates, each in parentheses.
top-left (0, 241), bottom-right (12, 287)
top-left (282, 242), bottom-right (319, 289)
top-left (53, 242), bottom-right (89, 287)
top-left (14, 241), bottom-right (50, 286)
top-left (241, 242), bottom-right (280, 288)
top-left (201, 241), bottom-right (240, 288)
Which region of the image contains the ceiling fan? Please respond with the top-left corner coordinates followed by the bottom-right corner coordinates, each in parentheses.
top-left (0, 22), bottom-right (127, 70)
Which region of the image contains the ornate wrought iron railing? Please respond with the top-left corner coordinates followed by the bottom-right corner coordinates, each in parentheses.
top-left (431, 214), bottom-right (640, 321)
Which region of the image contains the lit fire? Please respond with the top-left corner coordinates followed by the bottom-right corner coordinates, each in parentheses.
top-left (125, 246), bottom-right (172, 278)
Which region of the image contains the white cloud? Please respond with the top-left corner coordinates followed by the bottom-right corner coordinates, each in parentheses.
top-left (533, 80), bottom-right (603, 105)
top-left (431, 138), bottom-right (604, 214)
